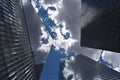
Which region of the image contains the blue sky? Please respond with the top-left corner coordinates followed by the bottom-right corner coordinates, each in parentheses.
top-left (31, 0), bottom-right (77, 79)
top-left (40, 46), bottom-right (66, 80)
top-left (30, 0), bottom-right (120, 79)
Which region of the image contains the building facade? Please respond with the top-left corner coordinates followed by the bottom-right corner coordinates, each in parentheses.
top-left (0, 0), bottom-right (38, 80)
top-left (74, 54), bottom-right (120, 80)
top-left (81, 0), bottom-right (120, 53)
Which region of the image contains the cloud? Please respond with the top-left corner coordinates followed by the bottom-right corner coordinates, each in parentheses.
top-left (31, 0), bottom-right (39, 13)
top-left (39, 0), bottom-right (63, 25)
top-left (45, 0), bottom-right (100, 58)
top-left (31, 0), bottom-right (102, 63)
top-left (31, 0), bottom-right (82, 53)
top-left (79, 47), bottom-right (101, 61)
top-left (38, 24), bottom-right (77, 53)
top-left (35, 0), bottom-right (82, 54)
top-left (102, 51), bottom-right (120, 72)
top-left (62, 53), bottom-right (120, 80)
top-left (31, 0), bottom-right (77, 54)
top-left (63, 56), bottom-right (82, 80)
top-left (56, 0), bottom-right (81, 39)
top-left (31, 0), bottom-right (120, 72)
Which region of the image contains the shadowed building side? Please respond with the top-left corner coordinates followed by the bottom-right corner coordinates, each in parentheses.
top-left (81, 0), bottom-right (120, 53)
top-left (74, 54), bottom-right (120, 80)
top-left (0, 0), bottom-right (38, 79)
top-left (22, 0), bottom-right (45, 77)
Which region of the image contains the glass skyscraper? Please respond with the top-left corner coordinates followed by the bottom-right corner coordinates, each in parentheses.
top-left (72, 54), bottom-right (120, 80)
top-left (81, 0), bottom-right (120, 53)
top-left (0, 0), bottom-right (38, 80)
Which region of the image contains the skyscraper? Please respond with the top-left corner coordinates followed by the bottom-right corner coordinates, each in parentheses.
top-left (0, 0), bottom-right (38, 80)
top-left (81, 0), bottom-right (120, 53)
top-left (72, 54), bottom-right (120, 80)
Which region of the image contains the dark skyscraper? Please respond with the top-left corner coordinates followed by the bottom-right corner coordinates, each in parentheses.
top-left (0, 0), bottom-right (38, 80)
top-left (74, 54), bottom-right (120, 80)
top-left (81, 0), bottom-right (120, 53)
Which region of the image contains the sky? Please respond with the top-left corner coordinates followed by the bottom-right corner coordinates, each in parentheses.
top-left (23, 0), bottom-right (48, 64)
top-left (40, 46), bottom-right (67, 80)
top-left (22, 0), bottom-right (120, 79)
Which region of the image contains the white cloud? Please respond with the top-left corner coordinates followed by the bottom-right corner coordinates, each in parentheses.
top-left (63, 58), bottom-right (74, 79)
top-left (39, 0), bottom-right (63, 25)
top-left (31, 0), bottom-right (77, 53)
top-left (38, 24), bottom-right (77, 53)
top-left (38, 26), bottom-right (51, 52)
top-left (63, 67), bottom-right (74, 79)
top-left (101, 51), bottom-right (120, 72)
top-left (47, 8), bottom-right (58, 24)
top-left (63, 56), bottom-right (82, 80)
top-left (80, 47), bottom-right (101, 61)
top-left (60, 22), bottom-right (70, 35)
top-left (31, 0), bottom-right (39, 13)
top-left (40, 27), bottom-right (49, 39)
top-left (31, 0), bottom-right (120, 74)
